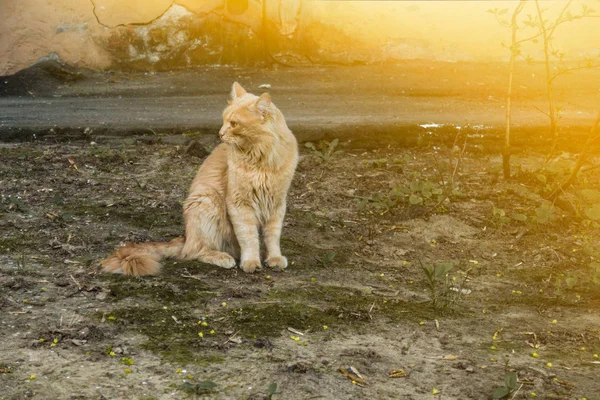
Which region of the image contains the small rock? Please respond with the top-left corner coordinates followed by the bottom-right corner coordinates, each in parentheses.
top-left (455, 362), bottom-right (475, 373)
top-left (258, 84), bottom-right (271, 89)
top-left (78, 327), bottom-right (90, 339)
top-left (288, 361), bottom-right (310, 373)
top-left (394, 249), bottom-right (410, 257)
top-left (95, 290), bottom-right (109, 301)
top-left (71, 339), bottom-right (87, 346)
top-left (54, 278), bottom-right (70, 287)
top-left (253, 338), bottom-right (272, 349)
top-left (49, 238), bottom-right (62, 249)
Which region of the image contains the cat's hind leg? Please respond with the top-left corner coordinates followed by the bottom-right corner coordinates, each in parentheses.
top-left (197, 250), bottom-right (236, 269)
top-left (182, 192), bottom-right (236, 269)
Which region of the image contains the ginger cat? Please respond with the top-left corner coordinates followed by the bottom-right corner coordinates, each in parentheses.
top-left (101, 82), bottom-right (298, 276)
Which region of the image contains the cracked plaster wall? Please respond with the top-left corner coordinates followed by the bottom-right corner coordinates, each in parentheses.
top-left (1, 0), bottom-right (599, 75)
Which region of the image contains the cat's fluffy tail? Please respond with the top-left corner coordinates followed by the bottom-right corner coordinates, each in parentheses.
top-left (101, 237), bottom-right (185, 276)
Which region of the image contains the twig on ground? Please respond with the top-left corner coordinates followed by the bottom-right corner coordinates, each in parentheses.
top-left (223, 331), bottom-right (241, 345)
top-left (510, 383), bottom-right (524, 400)
top-left (70, 274), bottom-right (81, 290)
top-left (181, 273), bottom-right (204, 281)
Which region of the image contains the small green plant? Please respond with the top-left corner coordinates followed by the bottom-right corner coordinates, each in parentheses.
top-left (357, 180), bottom-right (445, 216)
top-left (534, 158), bottom-right (575, 193)
top-left (305, 139), bottom-right (343, 162)
top-left (408, 180), bottom-right (443, 206)
top-left (363, 158), bottom-right (388, 168)
top-left (88, 144), bottom-right (112, 159)
top-left (553, 271), bottom-right (579, 294)
top-left (356, 189), bottom-right (400, 215)
top-left (493, 371), bottom-right (518, 399)
top-left (316, 251), bottom-right (336, 267)
top-left (531, 201), bottom-right (556, 224)
top-left (492, 207), bottom-right (510, 225)
top-left (7, 196), bottom-right (27, 212)
top-left (421, 261), bottom-right (470, 310)
top-left (266, 382), bottom-right (278, 399)
top-left (180, 380), bottom-right (218, 395)
top-left (492, 206), bottom-right (527, 226)
top-left (422, 262), bottom-right (454, 309)
top-left (563, 272), bottom-right (579, 290)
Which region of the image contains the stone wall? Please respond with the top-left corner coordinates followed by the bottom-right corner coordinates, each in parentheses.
top-left (1, 0), bottom-right (599, 75)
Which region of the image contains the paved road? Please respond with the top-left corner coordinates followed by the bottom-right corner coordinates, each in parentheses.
top-left (1, 62), bottom-right (598, 142)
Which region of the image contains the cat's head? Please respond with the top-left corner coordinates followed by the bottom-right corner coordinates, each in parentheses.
top-left (219, 82), bottom-right (275, 148)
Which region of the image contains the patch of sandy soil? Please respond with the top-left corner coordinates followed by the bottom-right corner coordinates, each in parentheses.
top-left (1, 131), bottom-right (599, 399)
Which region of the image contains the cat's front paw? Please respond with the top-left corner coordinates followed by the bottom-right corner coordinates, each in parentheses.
top-left (266, 256), bottom-right (288, 271)
top-left (212, 253), bottom-right (236, 269)
top-left (241, 259), bottom-right (262, 273)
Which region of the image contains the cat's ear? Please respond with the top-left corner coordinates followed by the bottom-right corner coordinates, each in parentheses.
top-left (231, 82), bottom-right (247, 100)
top-left (256, 93), bottom-right (271, 114)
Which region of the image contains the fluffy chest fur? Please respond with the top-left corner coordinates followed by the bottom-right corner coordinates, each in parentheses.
top-left (227, 149), bottom-right (297, 225)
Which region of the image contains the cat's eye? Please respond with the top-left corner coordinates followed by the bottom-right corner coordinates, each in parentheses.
top-left (230, 121), bottom-right (238, 128)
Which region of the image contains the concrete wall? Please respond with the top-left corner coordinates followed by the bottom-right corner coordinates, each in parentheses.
top-left (1, 0), bottom-right (599, 75)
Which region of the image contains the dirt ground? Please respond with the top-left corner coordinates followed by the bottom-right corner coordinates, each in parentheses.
top-left (1, 61), bottom-right (600, 399)
top-left (1, 123), bottom-right (600, 400)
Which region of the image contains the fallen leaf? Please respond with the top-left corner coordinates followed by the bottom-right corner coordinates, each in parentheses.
top-left (388, 369), bottom-right (407, 378)
top-left (68, 158), bottom-right (78, 170)
top-left (339, 367), bottom-right (367, 386)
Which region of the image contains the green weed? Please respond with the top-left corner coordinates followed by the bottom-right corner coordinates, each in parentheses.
top-left (305, 139), bottom-right (343, 163)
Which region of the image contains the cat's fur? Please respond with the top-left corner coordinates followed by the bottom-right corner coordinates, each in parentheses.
top-left (101, 82), bottom-right (298, 276)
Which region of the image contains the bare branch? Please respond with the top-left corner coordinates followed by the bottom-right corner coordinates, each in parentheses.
top-left (547, 0), bottom-right (574, 37)
top-left (549, 62), bottom-right (600, 83)
top-left (514, 31), bottom-right (543, 45)
top-left (549, 111), bottom-right (600, 199)
top-left (532, 104), bottom-right (551, 117)
top-left (503, 0), bottom-right (528, 180)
